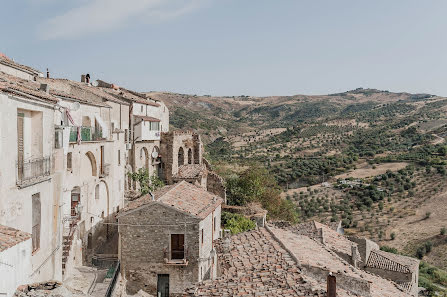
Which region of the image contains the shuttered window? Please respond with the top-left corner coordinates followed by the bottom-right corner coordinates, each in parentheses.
top-left (17, 112), bottom-right (24, 180)
top-left (171, 234), bottom-right (185, 259)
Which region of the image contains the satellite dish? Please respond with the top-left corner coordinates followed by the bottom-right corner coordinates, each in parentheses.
top-left (71, 102), bottom-right (81, 111)
top-left (92, 80), bottom-right (99, 87)
top-left (151, 151), bottom-right (159, 159)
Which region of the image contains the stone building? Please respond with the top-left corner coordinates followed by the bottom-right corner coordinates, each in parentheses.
top-left (117, 181), bottom-right (223, 297)
top-left (160, 131), bottom-right (226, 200)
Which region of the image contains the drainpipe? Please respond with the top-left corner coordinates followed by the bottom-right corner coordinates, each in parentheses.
top-left (327, 272), bottom-right (336, 297)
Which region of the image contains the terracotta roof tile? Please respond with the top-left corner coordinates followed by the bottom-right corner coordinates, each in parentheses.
top-left (134, 115), bottom-right (161, 122)
top-left (0, 71), bottom-right (58, 104)
top-left (366, 249), bottom-right (419, 273)
top-left (184, 228), bottom-right (327, 296)
top-left (0, 225), bottom-right (31, 252)
top-left (0, 56), bottom-right (41, 75)
top-left (173, 164), bottom-right (207, 179)
top-left (121, 181), bottom-right (222, 219)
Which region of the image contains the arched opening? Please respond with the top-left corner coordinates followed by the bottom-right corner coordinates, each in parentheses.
top-left (85, 151), bottom-right (97, 176)
top-left (187, 148), bottom-right (193, 164)
top-left (71, 186), bottom-right (81, 217)
top-left (141, 147), bottom-right (149, 171)
top-left (178, 147), bottom-right (185, 166)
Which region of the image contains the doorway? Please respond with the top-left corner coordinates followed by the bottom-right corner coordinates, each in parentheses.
top-left (157, 274), bottom-right (169, 297)
top-left (71, 187), bottom-right (81, 217)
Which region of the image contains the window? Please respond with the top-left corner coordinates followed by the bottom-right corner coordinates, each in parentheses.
top-left (201, 229), bottom-right (204, 245)
top-left (171, 234), bottom-right (185, 260)
top-left (95, 184), bottom-right (99, 200)
top-left (149, 121), bottom-right (160, 131)
top-left (214, 217), bottom-right (217, 231)
top-left (118, 150), bottom-right (121, 165)
top-left (101, 211), bottom-right (104, 218)
top-left (124, 129), bottom-right (128, 143)
top-left (141, 105), bottom-right (143, 112)
top-left (32, 193), bottom-right (41, 252)
top-left (67, 152), bottom-right (72, 171)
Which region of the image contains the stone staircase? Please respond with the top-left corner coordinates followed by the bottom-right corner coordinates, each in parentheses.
top-left (62, 222), bottom-right (77, 277)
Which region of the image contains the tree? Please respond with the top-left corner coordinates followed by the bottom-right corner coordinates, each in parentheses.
top-left (128, 168), bottom-right (164, 195)
top-left (226, 165), bottom-right (299, 223)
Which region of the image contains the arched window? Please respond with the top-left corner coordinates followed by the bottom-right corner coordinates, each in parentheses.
top-left (67, 152), bottom-right (72, 170)
top-left (178, 147), bottom-right (185, 166)
top-left (188, 148), bottom-right (192, 164)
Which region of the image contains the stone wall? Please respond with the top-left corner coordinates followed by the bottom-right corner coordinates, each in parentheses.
top-left (348, 237), bottom-right (379, 265)
top-left (118, 203), bottom-right (201, 296)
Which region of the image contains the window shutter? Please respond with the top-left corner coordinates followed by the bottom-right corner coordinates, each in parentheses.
top-left (17, 113), bottom-right (24, 180)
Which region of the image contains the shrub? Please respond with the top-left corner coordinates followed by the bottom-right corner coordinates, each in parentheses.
top-left (425, 212), bottom-right (432, 219)
top-left (441, 227), bottom-right (446, 235)
top-left (221, 212), bottom-right (256, 235)
top-left (390, 232), bottom-right (396, 240)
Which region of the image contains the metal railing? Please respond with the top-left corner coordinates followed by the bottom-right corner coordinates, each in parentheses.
top-left (105, 261), bottom-right (120, 297)
top-left (17, 156), bottom-right (51, 186)
top-left (69, 126), bottom-right (104, 143)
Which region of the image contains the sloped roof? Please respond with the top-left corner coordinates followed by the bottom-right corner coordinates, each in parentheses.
top-left (289, 220), bottom-right (358, 261)
top-left (120, 181), bottom-right (222, 219)
top-left (0, 71), bottom-right (58, 104)
top-left (366, 249), bottom-right (419, 274)
top-left (0, 55), bottom-right (41, 76)
top-left (173, 164), bottom-right (207, 179)
top-left (268, 226), bottom-right (410, 297)
top-left (134, 115), bottom-right (161, 122)
top-left (184, 228), bottom-right (327, 296)
top-left (0, 225), bottom-right (31, 252)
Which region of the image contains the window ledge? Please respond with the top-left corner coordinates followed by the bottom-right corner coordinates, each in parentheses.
top-left (164, 258), bottom-right (188, 266)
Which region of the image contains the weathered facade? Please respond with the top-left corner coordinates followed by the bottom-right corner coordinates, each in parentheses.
top-left (118, 181), bottom-right (222, 297)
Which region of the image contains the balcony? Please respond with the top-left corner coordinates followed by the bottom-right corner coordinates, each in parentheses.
top-left (69, 126), bottom-right (105, 143)
top-left (17, 156), bottom-right (51, 187)
top-left (163, 247), bottom-right (189, 266)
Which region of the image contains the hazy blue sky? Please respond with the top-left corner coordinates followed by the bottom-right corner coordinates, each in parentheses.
top-left (1, 0), bottom-right (447, 96)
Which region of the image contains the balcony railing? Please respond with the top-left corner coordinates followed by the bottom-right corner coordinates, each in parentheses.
top-left (69, 126), bottom-right (104, 143)
top-left (17, 156), bottom-right (51, 186)
top-left (163, 247), bottom-right (189, 265)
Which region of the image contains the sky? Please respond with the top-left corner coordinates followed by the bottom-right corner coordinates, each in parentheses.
top-left (1, 0), bottom-right (447, 97)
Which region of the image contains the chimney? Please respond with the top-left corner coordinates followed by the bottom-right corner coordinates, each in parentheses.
top-left (86, 73), bottom-right (90, 84)
top-left (46, 68), bottom-right (50, 78)
top-left (39, 83), bottom-right (50, 94)
top-left (327, 273), bottom-right (336, 297)
top-left (81, 74), bottom-right (86, 83)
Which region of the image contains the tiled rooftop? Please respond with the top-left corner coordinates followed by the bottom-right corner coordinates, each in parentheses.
top-left (268, 226), bottom-right (410, 297)
top-left (0, 225), bottom-right (31, 252)
top-left (134, 115), bottom-right (161, 122)
top-left (366, 249), bottom-right (419, 274)
top-left (173, 164), bottom-right (207, 179)
top-left (0, 55), bottom-right (41, 75)
top-left (120, 181), bottom-right (222, 219)
top-left (0, 71), bottom-right (59, 104)
top-left (184, 228), bottom-right (327, 297)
